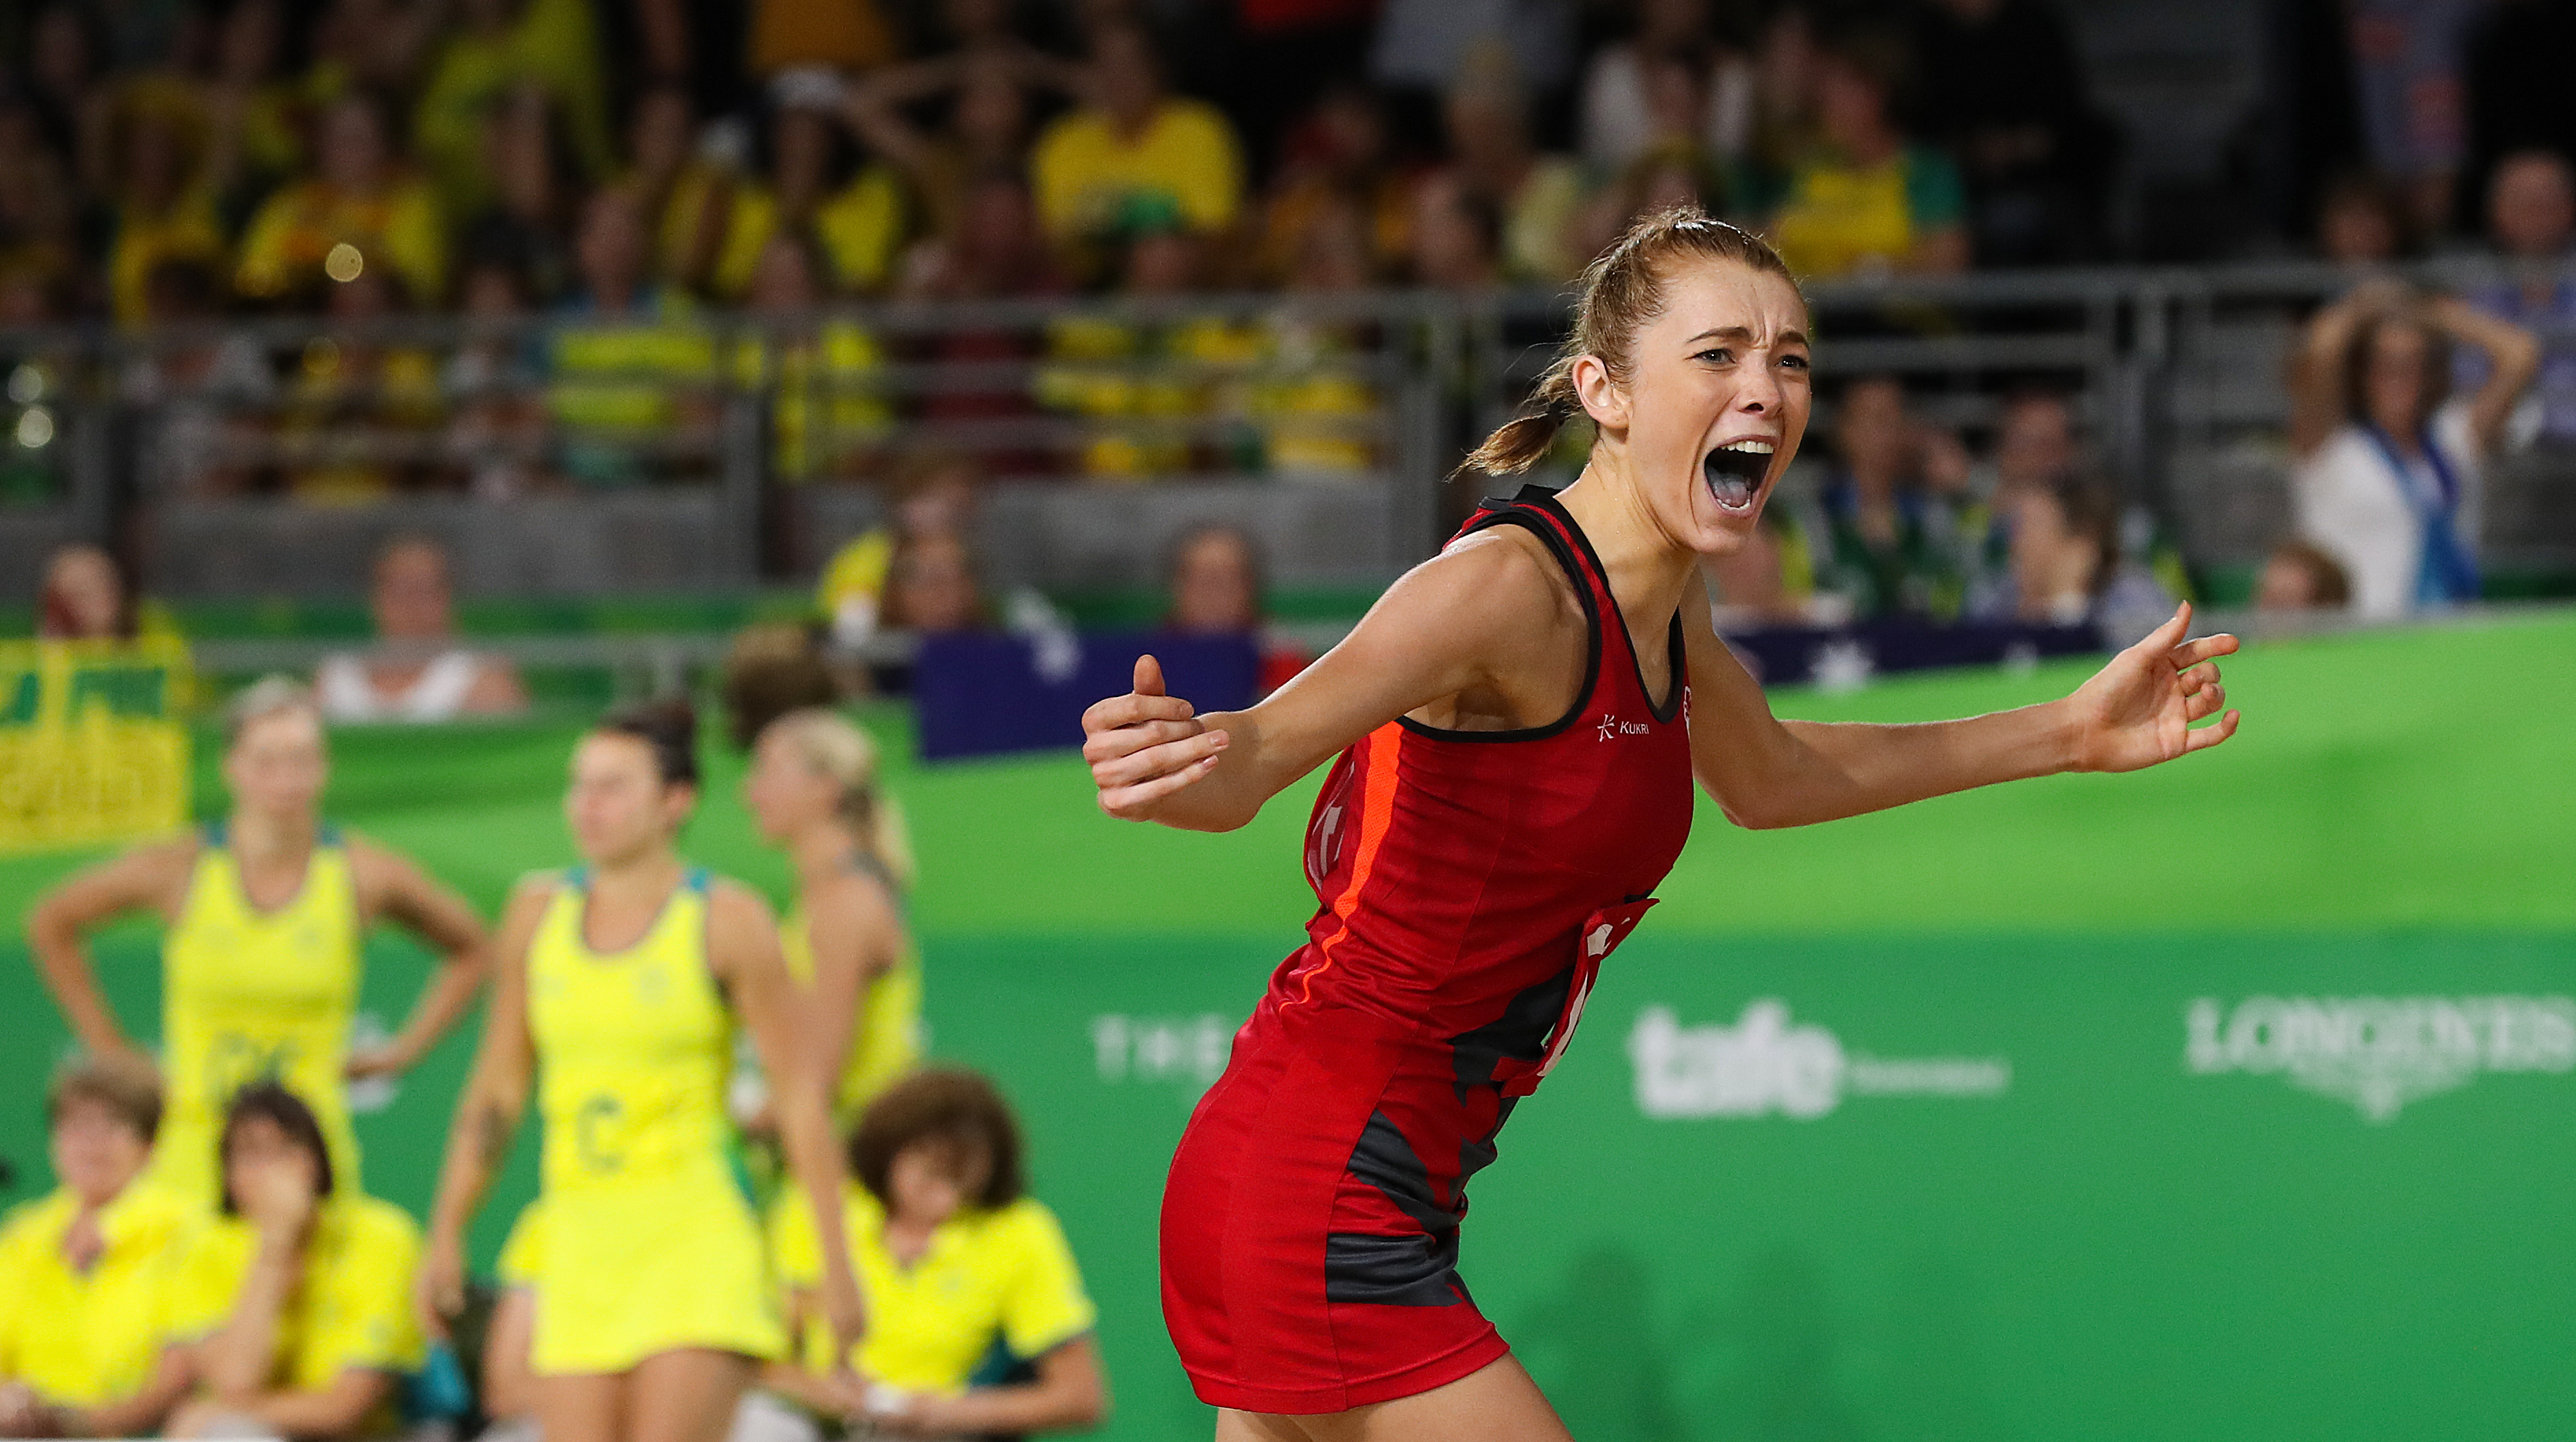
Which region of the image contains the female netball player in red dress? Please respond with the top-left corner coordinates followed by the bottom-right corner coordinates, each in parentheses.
top-left (1081, 209), bottom-right (2241, 1441)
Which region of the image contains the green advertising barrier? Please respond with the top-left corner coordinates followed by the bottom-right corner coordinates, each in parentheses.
top-left (0, 613), bottom-right (2568, 1439)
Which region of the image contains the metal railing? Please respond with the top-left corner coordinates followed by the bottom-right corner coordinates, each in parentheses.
top-left (3, 261), bottom-right (2572, 601)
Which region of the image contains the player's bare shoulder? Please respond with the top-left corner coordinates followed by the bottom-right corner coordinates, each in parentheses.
top-left (1394, 522), bottom-right (1586, 651)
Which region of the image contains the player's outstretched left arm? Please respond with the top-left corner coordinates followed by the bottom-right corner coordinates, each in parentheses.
top-left (1686, 590), bottom-right (2240, 829)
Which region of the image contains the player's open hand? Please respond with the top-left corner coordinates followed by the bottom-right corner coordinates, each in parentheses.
top-left (1082, 654), bottom-right (1229, 820)
top-left (2064, 602), bottom-right (2241, 772)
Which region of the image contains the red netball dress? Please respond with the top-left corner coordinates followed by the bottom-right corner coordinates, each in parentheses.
top-left (1160, 487), bottom-right (1697, 1413)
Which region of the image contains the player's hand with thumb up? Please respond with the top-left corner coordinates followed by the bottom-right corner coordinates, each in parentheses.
top-left (1082, 654), bottom-right (1230, 821)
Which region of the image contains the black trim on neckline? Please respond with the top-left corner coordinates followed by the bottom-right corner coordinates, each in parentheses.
top-left (1516, 490), bottom-right (1685, 722)
top-left (1394, 503), bottom-right (1604, 744)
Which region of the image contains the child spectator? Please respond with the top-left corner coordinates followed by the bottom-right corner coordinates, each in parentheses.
top-left (234, 91), bottom-right (447, 307)
top-left (2254, 539), bottom-right (2354, 611)
top-left (2459, 149), bottom-right (2576, 444)
top-left (1438, 43), bottom-right (1585, 286)
top-left (1579, 0), bottom-right (1757, 174)
top-left (1162, 523), bottom-right (1313, 695)
top-left (1761, 29), bottom-right (1968, 279)
top-left (0, 1057), bottom-right (198, 1442)
top-left (762, 1069), bottom-right (1106, 1439)
top-left (165, 1085), bottom-right (425, 1441)
top-left (2289, 279), bottom-right (2540, 617)
top-left (1029, 22), bottom-right (1245, 259)
top-left (1797, 375), bottom-right (1972, 622)
top-left (316, 535), bottom-right (529, 722)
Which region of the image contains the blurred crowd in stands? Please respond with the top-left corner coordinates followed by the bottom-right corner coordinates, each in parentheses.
top-left (8, 0), bottom-right (2575, 635)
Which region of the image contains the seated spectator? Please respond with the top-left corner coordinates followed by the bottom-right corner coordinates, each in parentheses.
top-left (764, 77), bottom-right (911, 296)
top-left (2289, 280), bottom-right (2540, 618)
top-left (36, 543), bottom-right (177, 643)
top-left (200, 0), bottom-right (305, 215)
top-left (106, 83), bottom-right (229, 329)
top-left (897, 171), bottom-right (1064, 475)
top-left (1795, 376), bottom-right (1972, 622)
top-left (1985, 472), bottom-right (2175, 641)
top-left (1438, 43), bottom-right (1586, 286)
top-left (1568, 125), bottom-right (1734, 264)
top-left (1029, 22), bottom-right (1245, 263)
top-left (116, 259), bottom-right (278, 500)
top-left (739, 228), bottom-right (892, 481)
top-left (846, 49), bottom-right (1073, 250)
top-left (274, 265), bottom-right (445, 502)
top-left (1761, 30), bottom-right (1968, 279)
top-left (235, 91), bottom-right (446, 307)
top-left (545, 185), bottom-right (720, 487)
top-left (316, 536), bottom-right (527, 722)
top-left (1037, 220), bottom-right (1262, 479)
top-left (626, 88), bottom-right (769, 300)
top-left (763, 1069), bottom-right (1107, 1439)
top-left (884, 528), bottom-right (990, 635)
top-left (1579, 0), bottom-right (1757, 174)
top-left (2459, 150), bottom-right (2576, 444)
top-left (1405, 171), bottom-right (1503, 289)
top-left (1704, 510), bottom-right (1815, 628)
top-left (815, 449), bottom-right (984, 650)
top-left (1256, 80), bottom-right (1420, 285)
top-left (1255, 196), bottom-right (1381, 479)
top-left (456, 81), bottom-right (583, 303)
top-left (2313, 168), bottom-right (2416, 270)
top-left (1910, 0), bottom-right (2115, 265)
top-left (443, 254), bottom-right (550, 499)
top-left (0, 1056), bottom-right (198, 1441)
top-left (409, 0), bottom-right (612, 219)
top-left (1162, 523), bottom-right (1313, 696)
top-left (166, 1084), bottom-right (426, 1442)
top-left (2254, 539), bottom-right (2354, 611)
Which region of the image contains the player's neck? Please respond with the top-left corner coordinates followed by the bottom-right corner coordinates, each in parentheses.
top-left (588, 847), bottom-right (684, 903)
top-left (788, 819), bottom-right (862, 888)
top-left (1556, 454), bottom-right (1699, 631)
top-left (227, 809), bottom-right (315, 867)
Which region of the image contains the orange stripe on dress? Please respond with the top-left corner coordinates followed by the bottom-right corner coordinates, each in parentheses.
top-left (1293, 720), bottom-right (1406, 1006)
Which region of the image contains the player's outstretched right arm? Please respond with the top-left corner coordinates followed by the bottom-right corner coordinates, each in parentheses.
top-left (1081, 531), bottom-right (1566, 831)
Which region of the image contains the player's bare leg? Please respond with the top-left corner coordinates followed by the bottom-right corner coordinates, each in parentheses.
top-left (1215, 1357), bottom-right (1576, 1442)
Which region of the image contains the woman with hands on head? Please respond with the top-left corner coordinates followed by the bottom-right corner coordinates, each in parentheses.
top-left (415, 700), bottom-right (866, 1442)
top-left (1082, 206), bottom-right (2239, 1442)
top-left (2289, 276), bottom-right (2540, 619)
top-left (24, 676), bottom-right (492, 1209)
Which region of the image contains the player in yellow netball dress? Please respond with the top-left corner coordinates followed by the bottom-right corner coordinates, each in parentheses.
top-left (741, 708), bottom-right (922, 1124)
top-left (25, 678), bottom-right (491, 1208)
top-left (418, 700), bottom-right (863, 1442)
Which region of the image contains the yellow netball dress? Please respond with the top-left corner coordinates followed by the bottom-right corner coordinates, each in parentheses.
top-left (525, 866), bottom-right (785, 1374)
top-left (148, 823), bottom-right (365, 1208)
top-left (780, 855), bottom-right (923, 1124)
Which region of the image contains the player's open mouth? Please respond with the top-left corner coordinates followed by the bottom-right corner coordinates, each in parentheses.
top-left (1703, 440), bottom-right (1774, 514)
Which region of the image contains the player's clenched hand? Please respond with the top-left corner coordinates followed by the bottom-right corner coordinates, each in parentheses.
top-left (1083, 654), bottom-right (1229, 820)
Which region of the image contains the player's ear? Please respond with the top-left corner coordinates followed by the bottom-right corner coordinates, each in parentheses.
top-left (1573, 354), bottom-right (1630, 431)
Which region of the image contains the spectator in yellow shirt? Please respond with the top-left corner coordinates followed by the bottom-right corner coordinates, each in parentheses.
top-left (763, 1069), bottom-right (1107, 1438)
top-left (235, 91), bottom-right (448, 306)
top-left (545, 186), bottom-right (719, 486)
top-left (1029, 23), bottom-right (1244, 255)
top-left (0, 1056), bottom-right (199, 1439)
top-left (410, 0), bottom-right (612, 219)
top-left (1037, 220), bottom-right (1262, 479)
top-left (738, 229), bottom-right (891, 482)
top-left (106, 82), bottom-right (229, 329)
top-left (165, 1084), bottom-right (427, 1442)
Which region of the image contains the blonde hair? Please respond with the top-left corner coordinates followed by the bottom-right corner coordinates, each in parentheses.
top-left (1459, 205), bottom-right (1802, 477)
top-left (224, 674), bottom-right (320, 749)
top-left (767, 707), bottom-right (915, 887)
